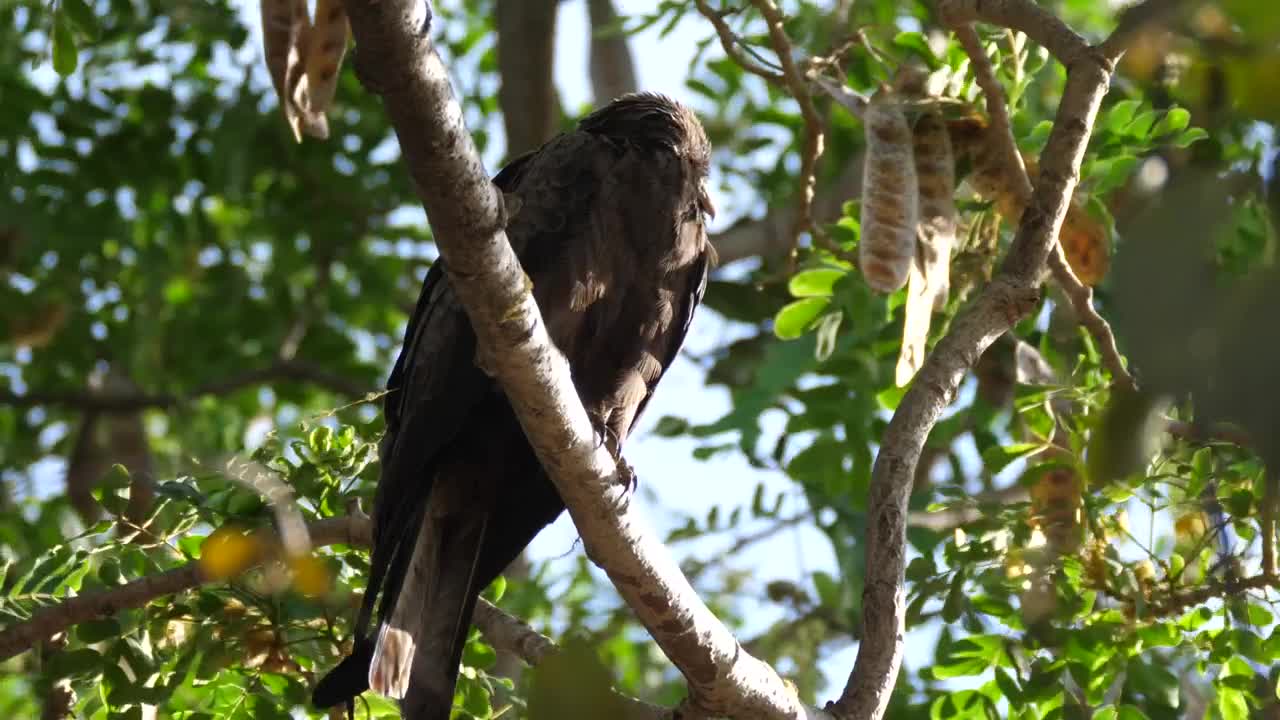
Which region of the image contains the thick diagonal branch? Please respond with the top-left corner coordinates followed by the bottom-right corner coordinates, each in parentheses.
top-left (338, 1), bottom-right (828, 717)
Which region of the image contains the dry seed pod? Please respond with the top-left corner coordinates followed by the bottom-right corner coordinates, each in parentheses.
top-left (895, 108), bottom-right (958, 385)
top-left (261, 0), bottom-right (328, 142)
top-left (859, 92), bottom-right (918, 293)
top-left (301, 0), bottom-right (350, 114)
top-left (1028, 466), bottom-right (1085, 555)
top-left (913, 109), bottom-right (957, 309)
top-left (1023, 156), bottom-right (1110, 285)
top-left (949, 118), bottom-right (1111, 285)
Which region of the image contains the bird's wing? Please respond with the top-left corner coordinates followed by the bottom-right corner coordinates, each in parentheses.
top-left (627, 247), bottom-right (710, 436)
top-left (313, 151), bottom-right (546, 714)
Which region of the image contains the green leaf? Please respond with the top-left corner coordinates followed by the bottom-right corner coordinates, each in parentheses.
top-left (485, 574), bottom-right (506, 603)
top-left (981, 442), bottom-right (1042, 475)
top-left (789, 268), bottom-right (846, 297)
top-left (1172, 127), bottom-right (1208, 148)
top-left (892, 31), bottom-right (940, 67)
top-left (1216, 686), bottom-right (1248, 720)
top-left (1104, 100), bottom-right (1142, 134)
top-left (812, 571), bottom-right (842, 609)
top-left (77, 618), bottom-right (122, 644)
top-left (52, 11), bottom-right (79, 76)
top-left (1153, 107), bottom-right (1191, 136)
top-left (1247, 602), bottom-right (1274, 626)
top-left (309, 425), bottom-right (333, 455)
top-left (62, 0), bottom-right (99, 38)
top-left (1093, 708), bottom-right (1117, 720)
top-left (773, 297), bottom-right (830, 340)
top-left (1089, 154), bottom-right (1139, 194)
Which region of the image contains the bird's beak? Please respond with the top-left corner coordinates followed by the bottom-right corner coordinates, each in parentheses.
top-left (699, 188), bottom-right (717, 220)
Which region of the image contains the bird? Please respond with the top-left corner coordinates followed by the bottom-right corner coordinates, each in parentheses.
top-left (312, 91), bottom-right (715, 719)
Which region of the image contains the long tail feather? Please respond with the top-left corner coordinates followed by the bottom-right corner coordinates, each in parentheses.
top-left (368, 502), bottom-right (490, 720)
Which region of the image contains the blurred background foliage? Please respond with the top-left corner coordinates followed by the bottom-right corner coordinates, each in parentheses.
top-left (2, 0), bottom-right (1280, 718)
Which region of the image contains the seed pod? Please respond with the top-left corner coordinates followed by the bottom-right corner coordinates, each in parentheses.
top-left (301, 0), bottom-right (350, 114)
top-left (950, 118), bottom-right (1111, 286)
top-left (1028, 466), bottom-right (1085, 555)
top-left (895, 107), bottom-right (957, 385)
top-left (261, 0), bottom-right (328, 142)
top-left (859, 92), bottom-right (918, 293)
top-left (913, 109), bottom-right (957, 309)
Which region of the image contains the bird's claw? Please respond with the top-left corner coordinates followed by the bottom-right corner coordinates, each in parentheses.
top-left (615, 456), bottom-right (638, 494)
top-left (591, 420), bottom-right (637, 491)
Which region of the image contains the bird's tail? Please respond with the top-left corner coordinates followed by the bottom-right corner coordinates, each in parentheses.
top-left (369, 506), bottom-right (490, 720)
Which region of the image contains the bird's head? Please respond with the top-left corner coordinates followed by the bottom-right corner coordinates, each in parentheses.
top-left (579, 92), bottom-right (716, 220)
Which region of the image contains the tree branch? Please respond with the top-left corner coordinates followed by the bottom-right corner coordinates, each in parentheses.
top-left (828, 9), bottom-right (1116, 718)
top-left (693, 0), bottom-right (786, 86)
top-left (0, 515), bottom-right (366, 662)
top-left (495, 0), bottom-right (561, 160)
top-left (751, 0), bottom-right (826, 265)
top-left (338, 2), bottom-right (828, 717)
top-left (0, 359), bottom-right (375, 411)
top-left (587, 0), bottom-right (637, 106)
top-left (946, 16), bottom-right (1137, 391)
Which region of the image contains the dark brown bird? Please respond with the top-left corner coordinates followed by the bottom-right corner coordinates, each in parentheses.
top-left (313, 92), bottom-right (715, 719)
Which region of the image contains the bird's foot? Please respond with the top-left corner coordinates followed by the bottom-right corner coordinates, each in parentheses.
top-left (597, 425), bottom-right (638, 494)
top-left (615, 455), bottom-right (638, 494)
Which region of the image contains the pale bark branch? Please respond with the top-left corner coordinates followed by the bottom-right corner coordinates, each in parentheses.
top-left (944, 11), bottom-right (1137, 391)
top-left (587, 0), bottom-right (638, 106)
top-left (829, 4), bottom-right (1117, 716)
top-left (0, 359), bottom-right (375, 411)
top-left (338, 1), bottom-right (828, 717)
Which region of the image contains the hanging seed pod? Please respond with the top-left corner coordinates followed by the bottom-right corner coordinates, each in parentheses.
top-left (895, 106), bottom-right (958, 385)
top-left (859, 90), bottom-right (918, 293)
top-left (261, 0), bottom-right (328, 141)
top-left (301, 0), bottom-right (350, 114)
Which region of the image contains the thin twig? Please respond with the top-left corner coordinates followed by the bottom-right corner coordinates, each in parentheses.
top-left (692, 0), bottom-right (786, 85)
top-left (0, 515), bottom-right (365, 662)
top-left (750, 0), bottom-right (826, 267)
top-left (1147, 572), bottom-right (1280, 617)
top-left (1050, 250), bottom-right (1136, 390)
top-left (683, 511), bottom-right (813, 582)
